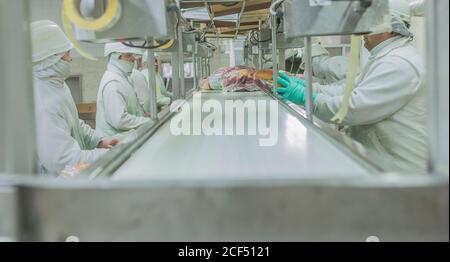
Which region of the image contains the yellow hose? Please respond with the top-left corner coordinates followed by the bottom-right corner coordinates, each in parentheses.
top-left (61, 0), bottom-right (173, 59)
top-left (62, 0), bottom-right (122, 32)
top-left (154, 39), bottom-right (176, 51)
top-left (61, 6), bottom-right (98, 61)
top-left (61, 0), bottom-right (122, 61)
top-left (331, 35), bottom-right (361, 124)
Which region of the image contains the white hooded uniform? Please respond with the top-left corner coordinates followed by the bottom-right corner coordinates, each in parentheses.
top-left (96, 56), bottom-right (150, 137)
top-left (33, 55), bottom-right (108, 175)
top-left (313, 36), bottom-right (427, 172)
top-left (130, 68), bottom-right (152, 112)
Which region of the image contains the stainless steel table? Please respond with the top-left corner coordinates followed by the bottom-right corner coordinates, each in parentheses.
top-left (3, 91), bottom-right (447, 241)
top-left (114, 91), bottom-right (369, 180)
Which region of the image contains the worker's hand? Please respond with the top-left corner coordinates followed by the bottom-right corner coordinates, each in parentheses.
top-left (97, 139), bottom-right (120, 149)
top-left (144, 112), bottom-right (151, 118)
top-left (276, 71), bottom-right (307, 105)
top-left (279, 71), bottom-right (306, 86)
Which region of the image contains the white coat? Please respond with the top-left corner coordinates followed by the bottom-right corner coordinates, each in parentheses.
top-left (33, 65), bottom-right (107, 175)
top-left (313, 36), bottom-right (427, 173)
top-left (96, 62), bottom-right (149, 137)
top-left (312, 55), bottom-right (349, 85)
top-left (130, 68), bottom-right (152, 113)
top-left (130, 68), bottom-right (171, 110)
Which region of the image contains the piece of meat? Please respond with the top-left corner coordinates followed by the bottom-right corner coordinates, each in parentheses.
top-left (201, 66), bottom-right (272, 92)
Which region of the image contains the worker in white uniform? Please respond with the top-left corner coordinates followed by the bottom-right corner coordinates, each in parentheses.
top-left (130, 51), bottom-right (171, 112)
top-left (298, 44), bottom-right (349, 85)
top-left (31, 20), bottom-right (118, 175)
top-left (130, 50), bottom-right (151, 113)
top-left (96, 43), bottom-right (151, 136)
top-left (276, 15), bottom-right (427, 173)
top-left (153, 54), bottom-right (174, 102)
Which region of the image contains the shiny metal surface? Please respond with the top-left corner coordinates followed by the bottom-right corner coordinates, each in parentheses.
top-left (271, 16), bottom-right (279, 96)
top-left (196, 44), bottom-right (211, 58)
top-left (0, 186), bottom-right (16, 241)
top-left (163, 31), bottom-right (199, 54)
top-left (427, 0), bottom-right (449, 175)
top-left (177, 24), bottom-right (185, 99)
top-left (283, 0), bottom-right (390, 37)
top-left (304, 37), bottom-right (314, 120)
top-left (0, 0), bottom-right (37, 175)
top-left (276, 33), bottom-right (305, 49)
top-left (114, 91), bottom-right (369, 180)
top-left (14, 176), bottom-right (449, 241)
top-left (74, 0), bottom-right (177, 43)
top-left (258, 20), bottom-right (263, 70)
top-left (146, 51), bottom-right (158, 121)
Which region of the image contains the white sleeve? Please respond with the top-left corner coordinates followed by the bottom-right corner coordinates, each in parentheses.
top-left (78, 120), bottom-right (103, 149)
top-left (313, 57), bottom-right (421, 126)
top-left (36, 110), bottom-right (108, 175)
top-left (313, 82), bottom-right (345, 97)
top-left (313, 55), bottom-right (349, 82)
top-left (102, 81), bottom-right (150, 131)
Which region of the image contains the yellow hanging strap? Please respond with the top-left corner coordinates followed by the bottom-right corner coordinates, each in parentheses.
top-left (154, 39), bottom-right (176, 51)
top-left (331, 35), bottom-right (361, 124)
top-left (62, 0), bottom-right (121, 32)
top-left (62, 8), bottom-right (98, 61)
top-left (61, 0), bottom-right (122, 61)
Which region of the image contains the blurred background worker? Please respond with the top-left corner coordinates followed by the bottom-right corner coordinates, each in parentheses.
top-left (31, 20), bottom-right (118, 176)
top-left (153, 54), bottom-right (173, 104)
top-left (96, 43), bottom-right (151, 137)
top-left (298, 43), bottom-right (349, 85)
top-left (130, 50), bottom-right (151, 114)
top-left (130, 52), bottom-right (171, 113)
top-left (276, 13), bottom-right (427, 173)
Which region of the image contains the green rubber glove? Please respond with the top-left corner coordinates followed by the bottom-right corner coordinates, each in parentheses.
top-left (276, 71), bottom-right (317, 106)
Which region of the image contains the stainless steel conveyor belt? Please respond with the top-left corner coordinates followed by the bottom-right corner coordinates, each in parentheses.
top-left (113, 91), bottom-right (371, 180)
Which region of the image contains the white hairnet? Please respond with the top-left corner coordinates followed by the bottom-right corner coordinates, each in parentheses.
top-left (389, 0), bottom-right (411, 24)
top-left (104, 42), bottom-right (144, 57)
top-left (391, 15), bottom-right (413, 38)
top-left (31, 20), bottom-right (73, 63)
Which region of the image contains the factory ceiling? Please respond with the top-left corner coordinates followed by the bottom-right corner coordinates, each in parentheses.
top-left (180, 0), bottom-right (271, 38)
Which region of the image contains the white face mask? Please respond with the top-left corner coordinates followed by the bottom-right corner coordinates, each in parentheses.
top-left (33, 57), bottom-right (71, 84)
top-left (53, 59), bottom-right (72, 80)
top-left (111, 56), bottom-right (135, 75)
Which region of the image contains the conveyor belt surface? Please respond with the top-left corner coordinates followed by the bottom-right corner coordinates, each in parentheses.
top-left (114, 91), bottom-right (369, 180)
